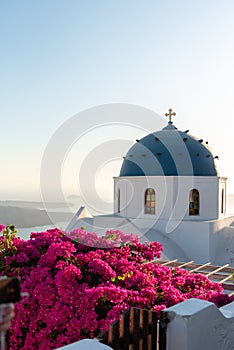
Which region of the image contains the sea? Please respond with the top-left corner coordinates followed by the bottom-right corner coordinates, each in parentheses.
top-left (17, 221), bottom-right (69, 240)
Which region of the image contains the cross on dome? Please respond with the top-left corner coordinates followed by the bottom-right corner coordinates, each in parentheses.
top-left (165, 108), bottom-right (176, 124)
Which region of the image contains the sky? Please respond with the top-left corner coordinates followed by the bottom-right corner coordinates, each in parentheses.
top-left (1, 0), bottom-right (234, 211)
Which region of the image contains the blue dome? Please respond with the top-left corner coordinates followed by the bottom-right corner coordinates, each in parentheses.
top-left (120, 123), bottom-right (218, 177)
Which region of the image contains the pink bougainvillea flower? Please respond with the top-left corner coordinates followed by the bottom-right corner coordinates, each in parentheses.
top-left (0, 225), bottom-right (6, 232)
top-left (0, 226), bottom-right (233, 350)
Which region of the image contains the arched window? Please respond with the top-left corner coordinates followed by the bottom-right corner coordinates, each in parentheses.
top-left (145, 188), bottom-right (155, 214)
top-left (189, 189), bottom-right (200, 216)
top-left (117, 189), bottom-right (120, 213)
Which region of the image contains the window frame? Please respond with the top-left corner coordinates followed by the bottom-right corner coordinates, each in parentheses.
top-left (189, 189), bottom-right (200, 216)
top-left (144, 188), bottom-right (156, 215)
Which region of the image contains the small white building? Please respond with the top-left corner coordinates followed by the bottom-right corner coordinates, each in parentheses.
top-left (67, 110), bottom-right (234, 266)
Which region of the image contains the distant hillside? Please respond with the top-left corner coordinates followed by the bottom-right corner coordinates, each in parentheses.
top-left (0, 201), bottom-right (73, 209)
top-left (0, 206), bottom-right (73, 228)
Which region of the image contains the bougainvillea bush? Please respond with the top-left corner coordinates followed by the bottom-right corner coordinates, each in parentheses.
top-left (0, 224), bottom-right (233, 350)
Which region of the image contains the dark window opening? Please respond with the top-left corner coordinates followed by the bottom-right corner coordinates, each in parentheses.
top-left (117, 189), bottom-right (120, 213)
top-left (221, 188), bottom-right (224, 214)
top-left (189, 189), bottom-right (200, 216)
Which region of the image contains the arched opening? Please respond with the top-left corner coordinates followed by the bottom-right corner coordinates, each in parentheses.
top-left (145, 188), bottom-right (155, 214)
top-left (221, 188), bottom-right (224, 214)
top-left (117, 189), bottom-right (120, 213)
top-left (189, 189), bottom-right (200, 216)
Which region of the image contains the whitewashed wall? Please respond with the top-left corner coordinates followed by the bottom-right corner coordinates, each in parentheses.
top-left (114, 176), bottom-right (224, 221)
top-left (165, 298), bottom-right (234, 350)
top-left (56, 338), bottom-right (113, 350)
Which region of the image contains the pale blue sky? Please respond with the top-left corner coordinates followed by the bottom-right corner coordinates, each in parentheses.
top-left (1, 0), bottom-right (234, 204)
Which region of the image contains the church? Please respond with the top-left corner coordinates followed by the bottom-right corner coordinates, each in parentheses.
top-left (67, 109), bottom-right (234, 266)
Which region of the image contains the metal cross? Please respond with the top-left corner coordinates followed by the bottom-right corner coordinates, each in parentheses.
top-left (165, 108), bottom-right (176, 123)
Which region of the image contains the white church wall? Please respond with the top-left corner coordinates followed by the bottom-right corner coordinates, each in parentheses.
top-left (114, 176), bottom-right (182, 220)
top-left (208, 216), bottom-right (234, 265)
top-left (77, 212), bottom-right (234, 265)
top-left (155, 215), bottom-right (234, 265)
top-left (177, 176), bottom-right (219, 221)
top-left (218, 177), bottom-right (227, 217)
top-left (210, 225), bottom-right (234, 266)
top-left (222, 226), bottom-right (234, 265)
top-left (114, 176), bottom-right (173, 219)
top-left (165, 298), bottom-right (234, 350)
top-left (113, 175), bottom-right (225, 263)
top-left (92, 215), bottom-right (143, 236)
top-left (114, 176), bottom-right (220, 222)
top-left (163, 220), bottom-right (211, 263)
